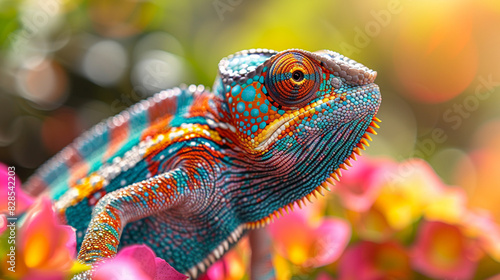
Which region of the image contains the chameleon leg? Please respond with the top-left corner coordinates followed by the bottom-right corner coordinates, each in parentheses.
top-left (249, 228), bottom-right (276, 280)
top-left (77, 168), bottom-right (195, 265)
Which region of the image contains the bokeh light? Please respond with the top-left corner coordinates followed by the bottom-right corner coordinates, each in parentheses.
top-left (394, 0), bottom-right (478, 104)
top-left (82, 40), bottom-right (127, 87)
top-left (16, 58), bottom-right (68, 109)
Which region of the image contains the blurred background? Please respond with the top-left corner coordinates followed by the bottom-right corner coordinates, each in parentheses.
top-left (1, 0), bottom-right (500, 279)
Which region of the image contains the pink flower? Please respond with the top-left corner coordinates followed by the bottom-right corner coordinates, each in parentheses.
top-left (316, 272), bottom-right (334, 280)
top-left (268, 202), bottom-right (351, 268)
top-left (94, 245), bottom-right (187, 280)
top-left (335, 157), bottom-right (396, 212)
top-left (0, 163), bottom-right (34, 215)
top-left (1, 196), bottom-right (77, 279)
top-left (462, 209), bottom-right (500, 262)
top-left (411, 220), bottom-right (478, 280)
top-left (338, 241), bottom-right (411, 280)
top-left (0, 214), bottom-right (6, 235)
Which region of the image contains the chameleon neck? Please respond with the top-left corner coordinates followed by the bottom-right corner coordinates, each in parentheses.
top-left (223, 116), bottom-right (371, 225)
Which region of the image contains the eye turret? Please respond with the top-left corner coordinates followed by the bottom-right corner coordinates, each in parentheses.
top-left (265, 52), bottom-right (321, 108)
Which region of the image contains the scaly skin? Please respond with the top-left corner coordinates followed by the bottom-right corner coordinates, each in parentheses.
top-left (25, 48), bottom-right (381, 278)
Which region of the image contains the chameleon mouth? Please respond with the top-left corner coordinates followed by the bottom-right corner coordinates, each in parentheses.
top-left (247, 115), bottom-right (381, 229)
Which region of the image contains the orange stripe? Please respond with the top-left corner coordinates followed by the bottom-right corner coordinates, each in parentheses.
top-left (64, 147), bottom-right (90, 186)
top-left (103, 120), bottom-right (129, 161)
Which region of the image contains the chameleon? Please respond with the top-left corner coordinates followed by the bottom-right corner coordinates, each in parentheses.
top-left (24, 48), bottom-right (381, 278)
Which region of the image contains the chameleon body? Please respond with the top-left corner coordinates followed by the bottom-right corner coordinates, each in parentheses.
top-left (25, 48), bottom-right (381, 278)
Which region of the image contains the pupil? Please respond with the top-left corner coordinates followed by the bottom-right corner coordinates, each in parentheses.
top-left (292, 70), bottom-right (304, 82)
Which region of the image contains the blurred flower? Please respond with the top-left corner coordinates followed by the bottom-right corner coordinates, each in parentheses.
top-left (94, 245), bottom-right (187, 280)
top-left (346, 207), bottom-right (393, 243)
top-left (338, 241), bottom-right (411, 280)
top-left (337, 157), bottom-right (397, 242)
top-left (411, 220), bottom-right (479, 280)
top-left (373, 159), bottom-right (449, 230)
top-left (268, 201), bottom-right (351, 268)
top-left (0, 214), bottom-right (6, 235)
top-left (338, 156), bottom-right (500, 279)
top-left (0, 163), bottom-right (34, 215)
top-left (2, 197), bottom-right (78, 279)
top-left (424, 186), bottom-right (468, 224)
top-left (316, 272), bottom-right (334, 280)
top-left (341, 158), bottom-right (461, 234)
top-left (462, 209), bottom-right (500, 262)
top-left (335, 157), bottom-right (396, 212)
top-left (272, 253), bottom-right (294, 280)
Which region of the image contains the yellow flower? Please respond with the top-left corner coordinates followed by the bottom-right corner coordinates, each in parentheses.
top-left (374, 159), bottom-right (457, 230)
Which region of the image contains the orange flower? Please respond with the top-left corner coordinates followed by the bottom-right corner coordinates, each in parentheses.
top-left (335, 157), bottom-right (396, 213)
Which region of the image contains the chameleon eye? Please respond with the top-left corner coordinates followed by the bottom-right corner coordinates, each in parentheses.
top-left (265, 52), bottom-right (321, 108)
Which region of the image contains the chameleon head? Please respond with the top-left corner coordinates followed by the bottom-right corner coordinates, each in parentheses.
top-left (215, 48), bottom-right (381, 155)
